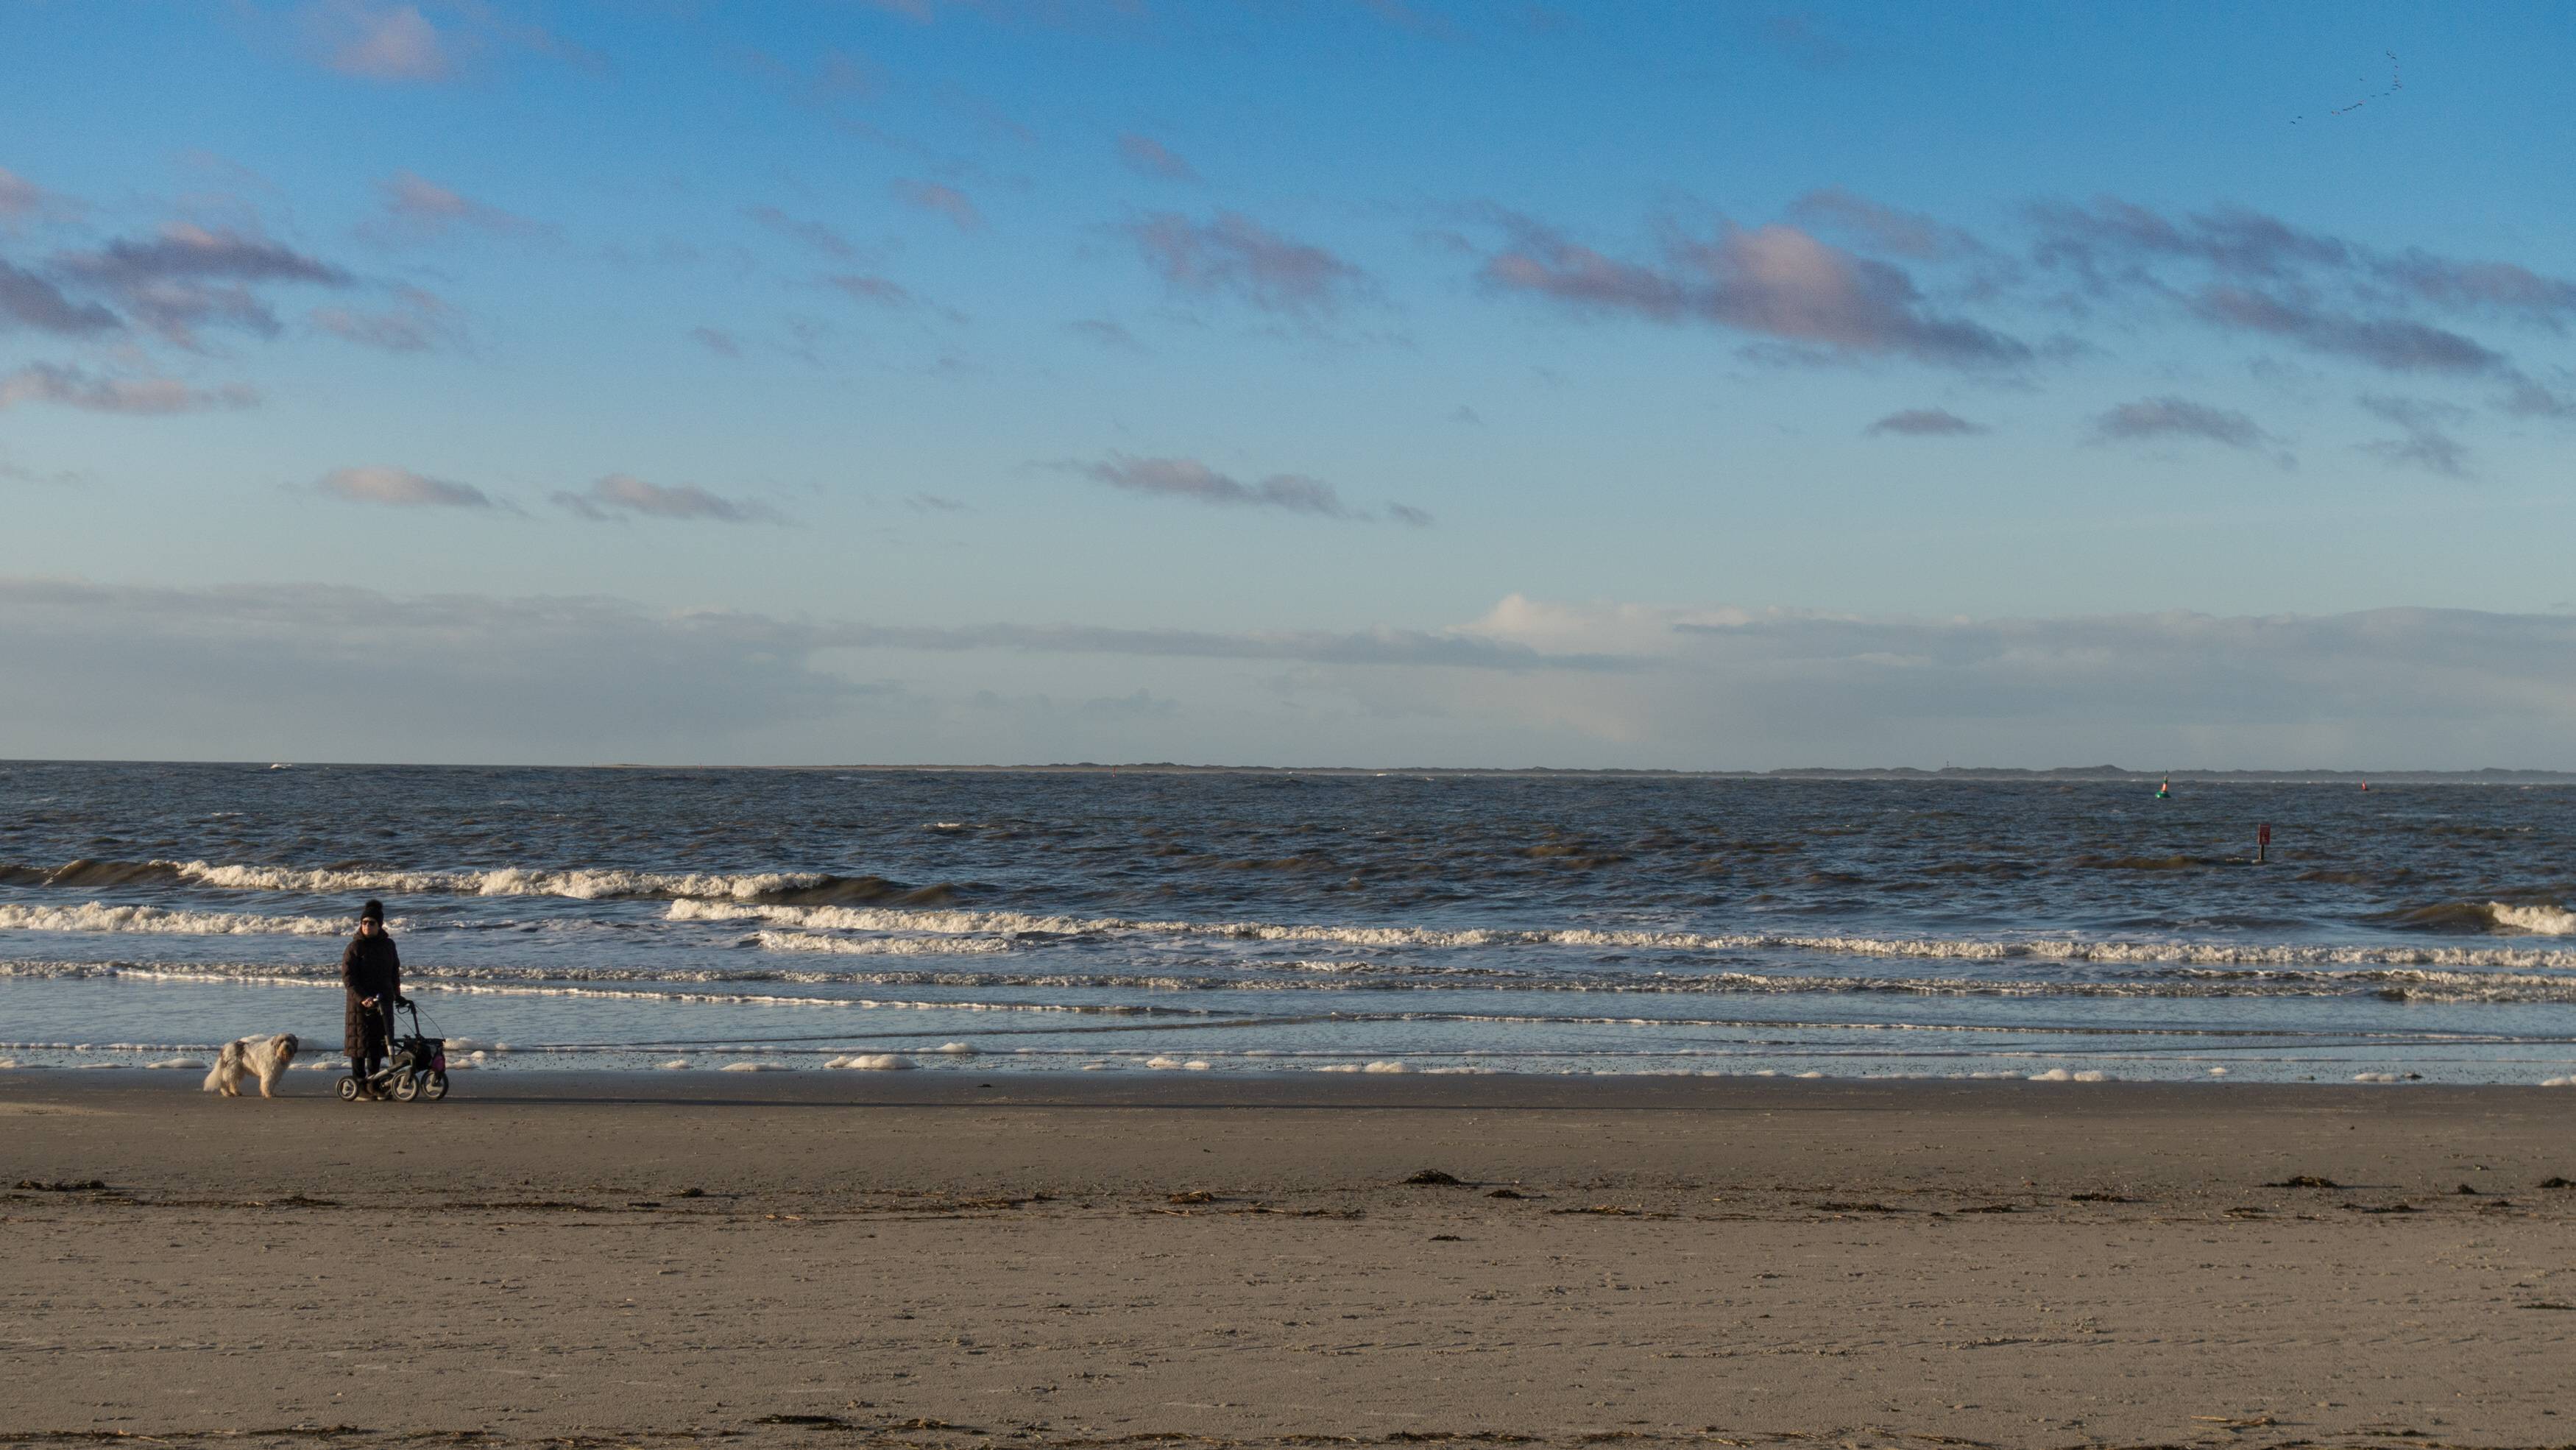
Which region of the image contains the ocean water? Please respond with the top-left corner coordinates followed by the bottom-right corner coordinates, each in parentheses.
top-left (2, 762), bottom-right (2573, 1085)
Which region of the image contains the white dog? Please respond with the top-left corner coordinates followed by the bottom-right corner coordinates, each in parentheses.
top-left (202, 1033), bottom-right (300, 1097)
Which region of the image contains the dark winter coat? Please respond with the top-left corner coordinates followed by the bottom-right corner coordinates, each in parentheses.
top-left (342, 930), bottom-right (403, 1056)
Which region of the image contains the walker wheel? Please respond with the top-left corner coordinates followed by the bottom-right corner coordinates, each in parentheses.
top-left (391, 1072), bottom-right (421, 1103)
top-left (337, 1076), bottom-right (361, 1102)
top-left (422, 1071), bottom-right (449, 1102)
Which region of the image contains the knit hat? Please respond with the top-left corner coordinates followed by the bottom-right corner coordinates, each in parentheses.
top-left (360, 899), bottom-right (385, 922)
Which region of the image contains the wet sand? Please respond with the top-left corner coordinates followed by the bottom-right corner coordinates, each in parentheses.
top-left (4, 1072), bottom-right (2572, 1449)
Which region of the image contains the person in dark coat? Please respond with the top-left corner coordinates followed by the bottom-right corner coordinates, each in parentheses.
top-left (341, 899), bottom-right (404, 1098)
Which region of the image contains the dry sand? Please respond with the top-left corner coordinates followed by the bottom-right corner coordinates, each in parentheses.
top-left (3, 1072), bottom-right (2572, 1449)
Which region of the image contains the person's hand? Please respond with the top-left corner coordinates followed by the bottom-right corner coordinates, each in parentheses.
top-left (362, 996), bottom-right (378, 1006)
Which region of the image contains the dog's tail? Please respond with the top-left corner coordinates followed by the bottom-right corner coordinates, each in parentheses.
top-left (202, 1043), bottom-right (234, 1093)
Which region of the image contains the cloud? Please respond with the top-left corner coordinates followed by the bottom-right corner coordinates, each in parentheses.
top-left (902, 492), bottom-right (972, 513)
top-left (1387, 503), bottom-right (1436, 528)
top-left (303, 1), bottom-right (450, 81)
top-left (0, 364), bottom-right (258, 415)
top-left (17, 580), bottom-right (2576, 767)
top-left (827, 273), bottom-right (913, 308)
top-left (52, 223), bottom-right (352, 344)
top-left (0, 261), bottom-right (119, 335)
top-left (1067, 317), bottom-right (1144, 350)
top-left (2356, 393), bottom-right (2472, 477)
top-left (553, 473), bottom-right (782, 523)
top-left (1123, 211), bottom-right (1369, 320)
top-left (689, 326), bottom-right (743, 357)
top-left (1074, 453), bottom-right (1357, 517)
top-left (365, 171), bottom-right (544, 244)
top-left (891, 179), bottom-right (981, 230)
top-left (2500, 376), bottom-right (2575, 418)
top-left (1865, 407), bottom-right (1985, 436)
top-left (1786, 188), bottom-right (1981, 261)
top-left (311, 285), bottom-right (461, 352)
top-left (746, 205), bottom-right (862, 260)
top-left (1480, 214), bottom-right (2028, 368)
top-left (2372, 250), bottom-right (2576, 327)
top-left (0, 166), bottom-right (81, 232)
top-left (315, 464), bottom-right (495, 509)
top-left (1117, 133), bottom-right (1199, 182)
top-left (2091, 395), bottom-right (2287, 463)
top-left (2193, 286), bottom-right (2503, 374)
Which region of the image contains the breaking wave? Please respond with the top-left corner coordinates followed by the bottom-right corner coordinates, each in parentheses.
top-left (0, 857), bottom-right (955, 905)
top-left (0, 903), bottom-right (363, 936)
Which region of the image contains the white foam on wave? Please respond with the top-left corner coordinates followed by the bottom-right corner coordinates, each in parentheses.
top-left (748, 930), bottom-right (1014, 956)
top-left (2025, 1068), bottom-right (2108, 1082)
top-left (145, 1057), bottom-right (206, 1069)
top-left (176, 860), bottom-right (828, 901)
top-left (719, 1061), bottom-right (789, 1072)
top-left (827, 1053), bottom-right (914, 1070)
top-left (673, 899), bottom-right (2576, 973)
top-left (0, 903), bottom-right (362, 936)
top-left (2491, 902), bottom-right (2576, 935)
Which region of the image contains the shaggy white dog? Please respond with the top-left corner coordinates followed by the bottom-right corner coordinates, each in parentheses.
top-left (202, 1033), bottom-right (300, 1097)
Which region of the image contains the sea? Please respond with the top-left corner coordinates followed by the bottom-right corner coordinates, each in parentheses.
top-left (3, 761), bottom-right (2574, 1085)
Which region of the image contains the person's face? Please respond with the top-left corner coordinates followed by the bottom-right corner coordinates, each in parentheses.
top-left (358, 918), bottom-right (379, 936)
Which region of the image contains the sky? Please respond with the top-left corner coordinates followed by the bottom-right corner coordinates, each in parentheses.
top-left (3, 0), bottom-right (2574, 768)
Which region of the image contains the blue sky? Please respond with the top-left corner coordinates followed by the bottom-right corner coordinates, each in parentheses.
top-left (4, 1), bottom-right (2574, 766)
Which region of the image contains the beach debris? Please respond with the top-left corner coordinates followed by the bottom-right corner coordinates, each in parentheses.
top-left (2193, 1415), bottom-right (2277, 1429)
top-left (14, 1178), bottom-right (109, 1192)
top-left (2453, 1184), bottom-right (2482, 1195)
top-left (2518, 1301), bottom-right (2576, 1311)
top-left (1959, 1203), bottom-right (2017, 1214)
top-left (2343, 1202), bottom-right (2419, 1214)
top-left (2267, 1175), bottom-right (2342, 1188)
top-left (1167, 1189), bottom-right (1216, 1204)
top-left (756, 1415), bottom-right (851, 1428)
top-left (1404, 1169), bottom-right (1466, 1185)
top-left (678, 1186), bottom-right (707, 1198)
top-left (2538, 1176), bottom-right (2574, 1189)
top-left (1554, 1204), bottom-right (1649, 1216)
top-left (1486, 1188), bottom-right (1526, 1199)
top-left (1429, 1233), bottom-right (1464, 1241)
top-left (1811, 1200), bottom-right (1899, 1213)
top-left (2068, 1192), bottom-right (2136, 1203)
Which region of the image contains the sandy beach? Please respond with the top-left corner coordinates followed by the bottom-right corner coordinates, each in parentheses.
top-left (4, 1072), bottom-right (2572, 1449)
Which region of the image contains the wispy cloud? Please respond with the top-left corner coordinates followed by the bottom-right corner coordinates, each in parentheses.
top-left (2357, 393), bottom-right (2472, 477)
top-left (2092, 395), bottom-right (2288, 464)
top-left (1066, 316), bottom-right (1144, 350)
top-left (891, 179), bottom-right (981, 231)
top-left (0, 166), bottom-right (82, 233)
top-left (746, 204), bottom-right (863, 260)
top-left (903, 492), bottom-right (972, 513)
top-left (1124, 211), bottom-right (1370, 320)
top-left (1117, 132), bottom-right (1199, 182)
top-left (1865, 407), bottom-right (1985, 436)
top-left (0, 363), bottom-right (258, 415)
top-left (1786, 188), bottom-right (1982, 262)
top-left (302, 0), bottom-right (450, 81)
top-left (311, 285), bottom-right (461, 353)
top-left (315, 464), bottom-right (495, 509)
top-left (1074, 453), bottom-right (1357, 517)
top-left (364, 171), bottom-right (545, 244)
top-left (553, 473), bottom-right (782, 523)
top-left (2192, 286), bottom-right (2503, 374)
top-left (827, 273), bottom-right (914, 308)
top-left (689, 326), bottom-right (743, 357)
top-left (1479, 212), bottom-right (2028, 368)
top-left (0, 261), bottom-right (119, 336)
top-left (52, 223), bottom-right (351, 344)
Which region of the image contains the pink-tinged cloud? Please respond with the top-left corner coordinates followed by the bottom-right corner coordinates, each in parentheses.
top-left (891, 179), bottom-right (981, 231)
top-left (554, 473), bottom-right (782, 524)
top-left (305, 1), bottom-right (450, 82)
top-left (0, 364), bottom-right (258, 415)
top-left (1481, 215), bottom-right (2028, 367)
top-left (311, 286), bottom-right (461, 353)
top-left (52, 223), bottom-right (351, 344)
top-left (1124, 211), bottom-right (1369, 319)
top-left (368, 171), bottom-right (544, 243)
top-left (2192, 286), bottom-right (2506, 374)
top-left (1117, 133), bottom-right (1198, 182)
top-left (316, 464), bottom-right (495, 509)
top-left (1077, 453), bottom-right (1355, 517)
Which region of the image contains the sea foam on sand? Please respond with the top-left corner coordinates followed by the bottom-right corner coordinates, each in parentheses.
top-left (826, 1054), bottom-right (914, 1070)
